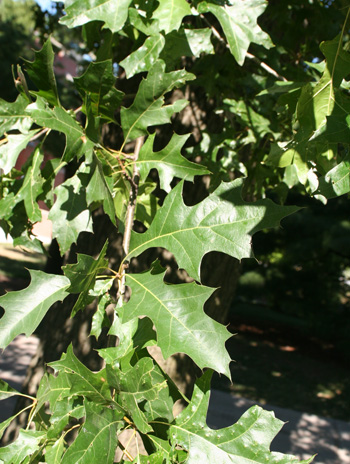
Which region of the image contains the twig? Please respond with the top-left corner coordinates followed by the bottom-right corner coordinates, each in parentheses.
top-left (200, 14), bottom-right (287, 82)
top-left (119, 136), bottom-right (144, 297)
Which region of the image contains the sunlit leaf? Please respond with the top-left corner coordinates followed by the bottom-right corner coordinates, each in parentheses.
top-left (122, 261), bottom-right (231, 377)
top-left (0, 271), bottom-right (70, 349)
top-left (127, 178), bottom-right (299, 281)
top-left (197, 0), bottom-right (273, 65)
top-left (60, 0), bottom-right (133, 33)
top-left (170, 371), bottom-right (315, 464)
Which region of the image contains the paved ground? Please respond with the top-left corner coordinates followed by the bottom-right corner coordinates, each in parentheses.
top-left (0, 336), bottom-right (349, 463)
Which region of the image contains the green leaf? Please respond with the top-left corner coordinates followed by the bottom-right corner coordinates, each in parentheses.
top-left (90, 292), bottom-right (111, 339)
top-left (0, 130), bottom-right (39, 174)
top-left (122, 261), bottom-right (231, 377)
top-left (197, 0), bottom-right (273, 65)
top-left (60, 0), bottom-right (133, 33)
top-left (100, 312), bottom-right (156, 361)
top-left (136, 132), bottom-right (210, 192)
top-left (120, 35), bottom-right (165, 78)
top-left (160, 27), bottom-right (214, 65)
top-left (74, 60), bottom-right (124, 122)
top-left (0, 379), bottom-right (20, 400)
top-left (107, 356), bottom-right (168, 433)
top-left (0, 430), bottom-right (46, 464)
top-left (127, 178), bottom-right (299, 281)
top-left (0, 414), bottom-right (18, 441)
top-left (29, 97), bottom-right (90, 162)
top-left (48, 164), bottom-right (93, 255)
top-left (153, 0), bottom-right (191, 34)
top-left (23, 37), bottom-right (59, 107)
top-left (170, 371), bottom-right (314, 464)
top-left (317, 160), bottom-right (350, 198)
top-left (0, 271), bottom-right (70, 349)
top-left (49, 345), bottom-right (112, 404)
top-left (0, 95), bottom-right (32, 134)
top-left (86, 153), bottom-right (116, 223)
top-left (44, 436), bottom-right (65, 464)
top-left (60, 400), bottom-right (123, 464)
top-left (120, 60), bottom-right (194, 142)
top-left (128, 7), bottom-right (160, 36)
top-left (16, 147), bottom-right (44, 222)
top-left (63, 240), bottom-right (109, 315)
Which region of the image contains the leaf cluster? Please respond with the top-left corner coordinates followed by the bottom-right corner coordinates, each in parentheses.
top-left (1, 0), bottom-right (348, 461)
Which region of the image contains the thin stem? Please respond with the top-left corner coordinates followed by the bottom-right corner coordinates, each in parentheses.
top-left (200, 14), bottom-right (287, 82)
top-left (119, 136), bottom-right (144, 298)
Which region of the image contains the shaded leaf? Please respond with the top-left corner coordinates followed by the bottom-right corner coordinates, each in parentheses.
top-left (153, 0), bottom-right (191, 34)
top-left (63, 240), bottom-right (109, 315)
top-left (60, 400), bottom-right (123, 464)
top-left (136, 132), bottom-right (210, 192)
top-left (120, 60), bottom-right (194, 142)
top-left (170, 371), bottom-right (314, 464)
top-left (122, 261), bottom-right (231, 377)
top-left (0, 271), bottom-right (70, 349)
top-left (60, 0), bottom-right (133, 33)
top-left (197, 0), bottom-right (273, 65)
top-left (86, 153), bottom-right (116, 223)
top-left (120, 35), bottom-right (165, 78)
top-left (74, 60), bottom-right (124, 122)
top-left (48, 164), bottom-right (93, 254)
top-left (160, 27), bottom-right (214, 65)
top-left (23, 38), bottom-right (59, 106)
top-left (127, 178), bottom-right (299, 281)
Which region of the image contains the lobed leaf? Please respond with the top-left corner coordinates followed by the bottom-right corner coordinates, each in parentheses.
top-left (49, 163), bottom-right (93, 254)
top-left (120, 60), bottom-right (195, 142)
top-left (74, 59), bottom-right (124, 122)
top-left (122, 261), bottom-right (232, 377)
top-left (63, 240), bottom-right (109, 315)
top-left (0, 95), bottom-right (32, 134)
top-left (60, 400), bottom-right (123, 464)
top-left (170, 371), bottom-right (314, 464)
top-left (197, 0), bottom-right (273, 65)
top-left (0, 271), bottom-right (70, 349)
top-left (120, 35), bottom-right (165, 78)
top-left (60, 0), bottom-right (133, 33)
top-left (29, 97), bottom-right (91, 162)
top-left (23, 38), bottom-right (59, 107)
top-left (127, 178), bottom-right (300, 281)
top-left (0, 430), bottom-right (46, 463)
top-left (153, 0), bottom-right (192, 34)
top-left (0, 130), bottom-right (39, 174)
top-left (136, 132), bottom-right (210, 192)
